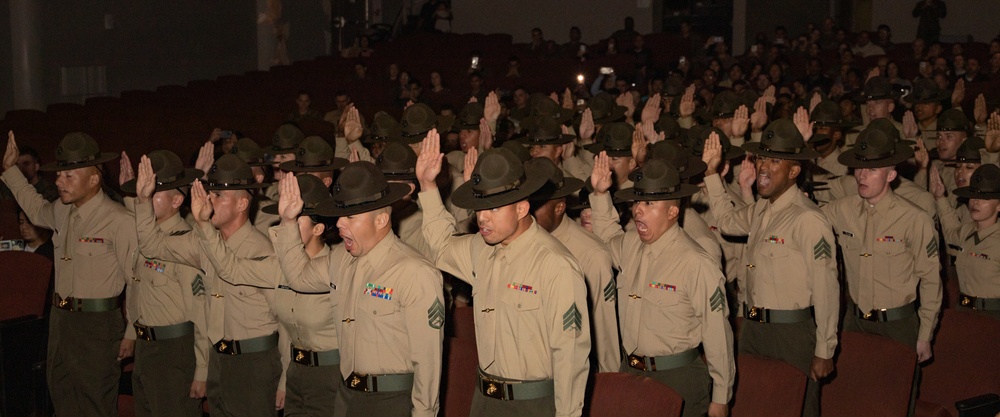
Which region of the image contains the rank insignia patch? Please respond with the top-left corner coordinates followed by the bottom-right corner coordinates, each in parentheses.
top-left (926, 238), bottom-right (939, 258)
top-left (814, 237), bottom-right (832, 260)
top-left (563, 303), bottom-right (582, 332)
top-left (603, 279), bottom-right (617, 302)
top-left (191, 275), bottom-right (206, 296)
top-left (427, 299), bottom-right (445, 329)
top-left (710, 287), bottom-right (726, 312)
top-left (365, 283), bottom-right (393, 300)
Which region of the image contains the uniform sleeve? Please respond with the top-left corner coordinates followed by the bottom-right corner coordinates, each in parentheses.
top-left (419, 189), bottom-right (479, 285)
top-left (545, 259), bottom-right (591, 417)
top-left (691, 261), bottom-right (735, 404)
top-left (704, 174), bottom-right (753, 236)
top-left (193, 221), bottom-right (279, 289)
top-left (911, 214), bottom-right (942, 342)
top-left (349, 141), bottom-right (375, 163)
top-left (2, 167), bottom-right (58, 230)
top-left (796, 211), bottom-right (840, 359)
top-left (123, 277), bottom-right (138, 340)
top-left (115, 210), bottom-right (139, 289)
top-left (587, 191), bottom-right (627, 267)
top-left (135, 200), bottom-right (203, 268)
top-left (579, 246), bottom-right (620, 373)
top-left (935, 198), bottom-right (963, 246)
top-left (400, 262), bottom-right (444, 417)
top-left (255, 203), bottom-right (281, 235)
top-left (269, 223), bottom-right (339, 293)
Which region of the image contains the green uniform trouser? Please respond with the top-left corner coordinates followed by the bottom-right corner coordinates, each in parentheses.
top-left (133, 332), bottom-right (202, 417)
top-left (469, 388), bottom-right (556, 417)
top-left (284, 362), bottom-right (342, 416)
top-left (207, 346), bottom-right (281, 417)
top-left (738, 319), bottom-right (820, 417)
top-left (333, 385), bottom-right (411, 417)
top-left (47, 307), bottom-right (124, 417)
top-left (620, 357), bottom-right (711, 417)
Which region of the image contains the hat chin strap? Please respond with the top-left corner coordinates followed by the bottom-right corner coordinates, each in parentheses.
top-left (633, 185), bottom-right (679, 196)
top-left (855, 149), bottom-right (894, 161)
top-left (205, 178), bottom-right (255, 187)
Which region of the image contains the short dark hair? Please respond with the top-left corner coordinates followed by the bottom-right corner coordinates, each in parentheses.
top-left (19, 146), bottom-right (41, 163)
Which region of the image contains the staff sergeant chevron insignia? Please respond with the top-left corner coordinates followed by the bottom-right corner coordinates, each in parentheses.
top-left (427, 298), bottom-right (445, 329)
top-left (710, 287), bottom-right (726, 312)
top-left (563, 303), bottom-right (582, 332)
top-left (603, 279), bottom-right (617, 302)
top-left (926, 238), bottom-right (939, 258)
top-left (192, 275), bottom-right (206, 296)
top-left (814, 237), bottom-right (832, 260)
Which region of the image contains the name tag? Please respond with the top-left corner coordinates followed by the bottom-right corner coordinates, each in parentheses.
top-left (842, 231), bottom-right (854, 238)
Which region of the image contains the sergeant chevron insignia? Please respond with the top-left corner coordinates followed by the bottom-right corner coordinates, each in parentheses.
top-left (563, 303), bottom-right (582, 331)
top-left (710, 287), bottom-right (726, 312)
top-left (191, 275), bottom-right (206, 296)
top-left (427, 298), bottom-right (445, 329)
top-left (169, 230), bottom-right (191, 236)
top-left (603, 279), bottom-right (617, 302)
top-left (813, 237), bottom-right (832, 260)
top-left (926, 238), bottom-right (939, 258)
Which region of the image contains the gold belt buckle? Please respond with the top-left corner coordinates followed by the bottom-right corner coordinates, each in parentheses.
top-left (347, 372), bottom-right (369, 392)
top-left (627, 354), bottom-right (647, 371)
top-left (961, 295), bottom-right (974, 309)
top-left (748, 306), bottom-right (766, 323)
top-left (134, 324), bottom-right (154, 341)
top-left (293, 348), bottom-right (312, 365)
top-left (480, 378), bottom-right (507, 400)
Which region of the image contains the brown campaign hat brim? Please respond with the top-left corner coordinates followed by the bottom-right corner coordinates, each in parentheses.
top-left (520, 113), bottom-right (575, 130)
top-left (120, 168), bottom-right (204, 195)
top-left (450, 164), bottom-right (549, 211)
top-left (279, 157), bottom-right (349, 173)
top-left (741, 142), bottom-right (820, 161)
top-left (315, 182), bottom-right (411, 217)
top-left (585, 142), bottom-right (632, 157)
top-left (201, 179), bottom-right (271, 191)
top-left (262, 197), bottom-right (334, 216)
top-left (630, 156), bottom-right (708, 180)
top-left (837, 142), bottom-right (915, 169)
top-left (518, 133), bottom-right (576, 146)
top-left (40, 152), bottom-right (119, 172)
top-left (903, 92), bottom-right (949, 105)
top-left (953, 186), bottom-right (1000, 200)
top-left (590, 106), bottom-right (627, 125)
top-left (531, 176), bottom-right (586, 201)
top-left (613, 183), bottom-right (700, 202)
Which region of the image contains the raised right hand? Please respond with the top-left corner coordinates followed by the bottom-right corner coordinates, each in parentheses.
top-left (590, 151), bottom-right (613, 194)
top-left (929, 164), bottom-right (946, 199)
top-left (702, 131), bottom-right (724, 175)
top-left (3, 131), bottom-right (19, 171)
top-left (415, 129), bottom-right (444, 190)
top-left (277, 173), bottom-right (303, 222)
top-left (136, 155), bottom-right (157, 201)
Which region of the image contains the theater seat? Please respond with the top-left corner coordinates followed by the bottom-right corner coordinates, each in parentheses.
top-left (916, 309), bottom-right (1000, 417)
top-left (586, 372), bottom-right (682, 417)
top-left (0, 251), bottom-right (53, 321)
top-left (821, 332), bottom-right (917, 417)
top-left (442, 337), bottom-right (477, 417)
top-left (730, 354), bottom-right (807, 417)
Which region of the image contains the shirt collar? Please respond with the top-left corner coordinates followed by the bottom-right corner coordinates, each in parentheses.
top-left (765, 183), bottom-right (800, 213)
top-left (973, 222), bottom-right (1000, 243)
top-left (359, 231), bottom-right (398, 271)
top-left (228, 220), bottom-right (255, 244)
top-left (549, 216), bottom-right (572, 240)
top-left (159, 212), bottom-right (187, 232)
top-left (494, 218), bottom-right (540, 260)
top-left (859, 188), bottom-right (897, 217)
top-left (75, 190), bottom-right (108, 221)
top-left (646, 222), bottom-right (682, 253)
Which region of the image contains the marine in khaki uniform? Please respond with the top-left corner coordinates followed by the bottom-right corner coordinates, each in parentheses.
top-left (519, 116), bottom-right (590, 181)
top-left (256, 123), bottom-right (306, 234)
top-left (526, 157), bottom-right (621, 374)
top-left (269, 161), bottom-right (443, 417)
top-left (590, 155), bottom-right (735, 417)
top-left (932, 164), bottom-right (1000, 319)
top-left (278, 136), bottom-right (349, 189)
top-left (121, 150), bottom-right (209, 417)
top-left (905, 78), bottom-right (949, 149)
top-left (802, 100), bottom-right (858, 179)
top-left (852, 76), bottom-right (905, 147)
top-left (914, 108), bottom-right (972, 193)
top-left (3, 132), bottom-right (137, 417)
top-left (335, 105), bottom-right (376, 163)
top-left (821, 128), bottom-right (941, 359)
top-left (585, 123), bottom-right (637, 193)
top-left (261, 174), bottom-right (344, 416)
top-left (701, 120), bottom-right (840, 417)
top-left (416, 132), bottom-right (591, 417)
top-left (135, 154), bottom-right (282, 417)
top-left (377, 141), bottom-right (433, 258)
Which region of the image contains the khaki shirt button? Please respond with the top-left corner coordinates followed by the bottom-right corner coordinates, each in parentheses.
top-left (373, 310), bottom-right (377, 315)
top-left (517, 303), bottom-right (522, 308)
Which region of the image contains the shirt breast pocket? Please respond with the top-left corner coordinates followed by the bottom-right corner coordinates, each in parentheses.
top-left (759, 244), bottom-right (791, 284)
top-left (500, 288), bottom-right (541, 312)
top-left (76, 241), bottom-right (112, 258)
top-left (359, 292), bottom-right (400, 318)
